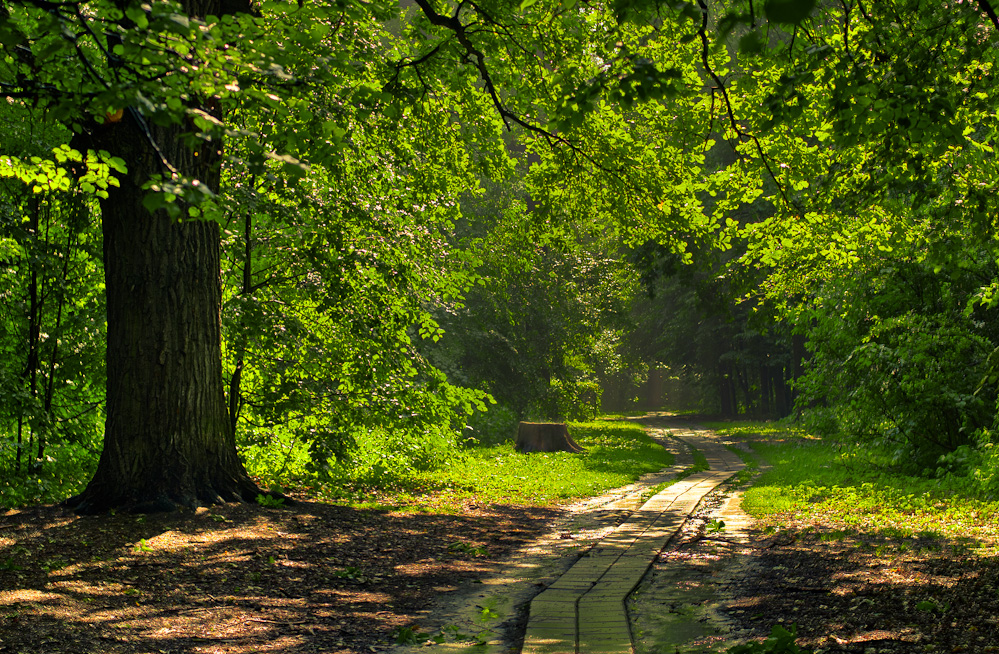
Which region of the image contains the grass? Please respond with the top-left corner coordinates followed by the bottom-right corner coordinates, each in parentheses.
top-left (724, 443), bottom-right (760, 485)
top-left (707, 421), bottom-right (999, 550)
top-left (408, 419), bottom-right (674, 508)
top-left (304, 418), bottom-right (675, 511)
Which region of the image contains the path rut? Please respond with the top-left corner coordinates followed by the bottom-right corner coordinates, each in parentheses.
top-left (521, 425), bottom-right (744, 654)
top-left (392, 417), bottom-right (749, 654)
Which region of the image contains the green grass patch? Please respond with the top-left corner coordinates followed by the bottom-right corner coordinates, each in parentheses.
top-left (413, 419), bottom-right (673, 507)
top-left (708, 421), bottom-right (999, 549)
top-left (295, 418), bottom-right (674, 511)
top-left (724, 443), bottom-right (760, 485)
top-left (700, 420), bottom-right (812, 441)
top-left (689, 441), bottom-right (710, 471)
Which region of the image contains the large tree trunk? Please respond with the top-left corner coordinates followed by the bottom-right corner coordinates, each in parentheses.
top-left (72, 191), bottom-right (257, 512)
top-left (67, 1), bottom-right (261, 512)
top-left (70, 124), bottom-right (259, 513)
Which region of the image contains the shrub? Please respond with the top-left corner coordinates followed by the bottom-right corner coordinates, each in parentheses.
top-left (464, 403), bottom-right (518, 446)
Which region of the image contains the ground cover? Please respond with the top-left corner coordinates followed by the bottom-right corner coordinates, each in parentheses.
top-left (0, 418), bottom-right (669, 654)
top-left (699, 422), bottom-right (999, 653)
top-left (718, 422), bottom-right (999, 547)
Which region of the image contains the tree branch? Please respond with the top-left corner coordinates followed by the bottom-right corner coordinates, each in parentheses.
top-left (696, 0), bottom-right (792, 209)
top-left (975, 0), bottom-right (999, 31)
top-left (408, 0), bottom-right (618, 173)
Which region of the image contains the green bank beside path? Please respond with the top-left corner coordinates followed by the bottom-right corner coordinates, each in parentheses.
top-left (706, 421), bottom-right (999, 553)
top-left (296, 418), bottom-right (675, 513)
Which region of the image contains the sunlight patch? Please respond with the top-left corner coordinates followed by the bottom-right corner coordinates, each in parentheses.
top-left (0, 589), bottom-right (62, 604)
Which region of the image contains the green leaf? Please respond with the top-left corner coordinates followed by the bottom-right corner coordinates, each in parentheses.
top-left (0, 19), bottom-right (27, 48)
top-left (765, 0), bottom-right (816, 25)
top-left (142, 191), bottom-right (166, 213)
top-left (35, 37), bottom-right (73, 61)
top-left (125, 4), bottom-right (149, 28)
top-left (107, 156), bottom-right (128, 174)
top-left (738, 31), bottom-right (765, 55)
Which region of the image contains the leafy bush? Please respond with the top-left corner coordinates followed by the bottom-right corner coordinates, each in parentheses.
top-left (239, 426), bottom-right (316, 490)
top-left (936, 428), bottom-right (999, 499)
top-left (545, 378), bottom-right (603, 421)
top-left (463, 402), bottom-right (518, 446)
top-left (0, 439), bottom-right (98, 509)
top-left (796, 265), bottom-right (997, 474)
top-left (335, 424), bottom-right (464, 488)
top-left (969, 435), bottom-right (999, 498)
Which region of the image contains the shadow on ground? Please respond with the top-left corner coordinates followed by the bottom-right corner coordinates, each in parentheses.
top-left (631, 489), bottom-right (999, 654)
top-left (0, 500), bottom-right (561, 654)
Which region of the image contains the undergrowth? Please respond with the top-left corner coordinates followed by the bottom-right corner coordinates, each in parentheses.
top-left (332, 419), bottom-right (674, 511)
top-left (709, 421), bottom-right (999, 550)
top-left (0, 441), bottom-right (95, 508)
top-left (2, 416), bottom-right (674, 512)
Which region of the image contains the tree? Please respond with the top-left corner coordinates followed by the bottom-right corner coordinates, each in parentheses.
top-left (4, 0), bottom-right (705, 510)
top-left (11, 0), bottom-right (939, 509)
top-left (629, 236), bottom-right (799, 418)
top-left (218, 121), bottom-right (490, 481)
top-left (426, 174), bottom-right (638, 424)
top-left (75, 0), bottom-right (264, 512)
top-left (707, 0), bottom-right (999, 465)
top-left (0, 112), bottom-right (106, 489)
top-left (0, 0), bottom-right (300, 511)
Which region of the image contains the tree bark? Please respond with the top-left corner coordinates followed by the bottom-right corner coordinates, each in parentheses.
top-left (718, 362), bottom-right (736, 417)
top-left (67, 0), bottom-right (262, 512)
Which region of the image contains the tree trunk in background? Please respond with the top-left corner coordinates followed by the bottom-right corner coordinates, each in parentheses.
top-left (791, 332), bottom-right (807, 409)
top-left (774, 367), bottom-right (791, 416)
top-left (67, 0), bottom-right (262, 512)
top-left (718, 361), bottom-right (736, 417)
top-left (759, 365), bottom-right (772, 417)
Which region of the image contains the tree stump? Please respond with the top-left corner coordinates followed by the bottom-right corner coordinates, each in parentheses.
top-left (514, 422), bottom-right (586, 453)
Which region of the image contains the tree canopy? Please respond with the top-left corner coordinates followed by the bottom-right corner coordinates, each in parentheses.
top-left (2, 0), bottom-right (999, 508)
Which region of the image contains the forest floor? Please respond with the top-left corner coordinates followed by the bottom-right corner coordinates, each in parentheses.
top-left (630, 486), bottom-right (999, 654)
top-left (717, 517), bottom-right (999, 653)
top-left (3, 474), bottom-right (999, 653)
top-left (0, 498), bottom-right (561, 654)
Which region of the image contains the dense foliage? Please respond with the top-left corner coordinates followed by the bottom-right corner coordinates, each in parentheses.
top-left (2, 0), bottom-right (999, 505)
top-left (727, 1), bottom-right (999, 479)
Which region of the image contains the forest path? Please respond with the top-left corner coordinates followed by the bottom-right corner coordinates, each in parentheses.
top-left (520, 422), bottom-right (745, 654)
top-left (388, 416), bottom-right (750, 654)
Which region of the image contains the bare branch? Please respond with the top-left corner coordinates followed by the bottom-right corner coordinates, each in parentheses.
top-left (696, 0), bottom-right (792, 209)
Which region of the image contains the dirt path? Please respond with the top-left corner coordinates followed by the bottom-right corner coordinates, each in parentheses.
top-left (389, 416), bottom-right (747, 654)
top-left (394, 416), bottom-right (999, 654)
top-left (520, 424), bottom-right (743, 654)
